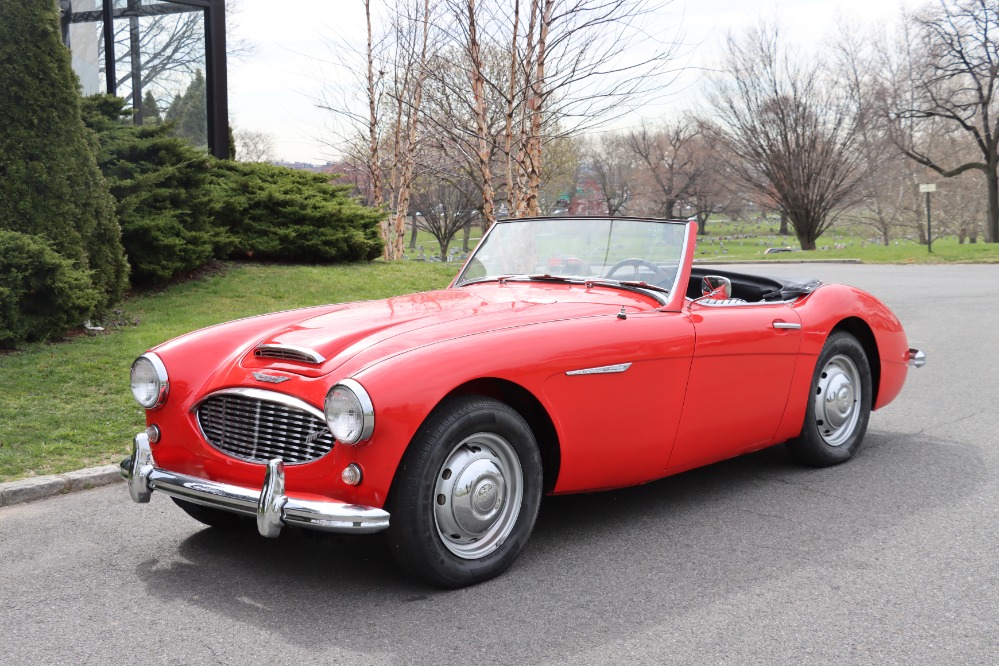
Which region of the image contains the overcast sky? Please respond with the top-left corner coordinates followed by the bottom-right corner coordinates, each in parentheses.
top-left (227, 0), bottom-right (923, 164)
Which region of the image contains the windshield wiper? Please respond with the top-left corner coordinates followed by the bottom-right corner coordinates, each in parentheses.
top-left (526, 274), bottom-right (584, 283)
top-left (587, 278), bottom-right (670, 294)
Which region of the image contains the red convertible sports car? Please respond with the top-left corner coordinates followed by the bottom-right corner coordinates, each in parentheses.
top-left (121, 217), bottom-right (924, 587)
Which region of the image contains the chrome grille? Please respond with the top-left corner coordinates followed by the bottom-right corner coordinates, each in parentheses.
top-left (197, 392), bottom-right (334, 465)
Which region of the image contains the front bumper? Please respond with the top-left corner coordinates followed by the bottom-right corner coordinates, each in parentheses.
top-left (120, 432), bottom-right (390, 537)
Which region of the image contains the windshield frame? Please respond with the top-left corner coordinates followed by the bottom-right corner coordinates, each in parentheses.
top-left (451, 216), bottom-right (693, 305)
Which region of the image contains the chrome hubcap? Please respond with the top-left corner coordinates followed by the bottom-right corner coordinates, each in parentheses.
top-left (814, 354), bottom-right (861, 447)
top-left (434, 432), bottom-right (523, 560)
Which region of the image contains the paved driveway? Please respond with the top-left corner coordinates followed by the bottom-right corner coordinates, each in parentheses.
top-left (1, 263), bottom-right (996, 665)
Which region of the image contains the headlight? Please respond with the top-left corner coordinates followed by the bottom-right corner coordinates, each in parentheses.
top-left (324, 379), bottom-right (374, 445)
top-left (130, 353), bottom-right (169, 409)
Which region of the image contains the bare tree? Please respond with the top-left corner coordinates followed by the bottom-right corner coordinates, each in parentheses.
top-left (410, 157), bottom-right (483, 259)
top-left (385, 0), bottom-right (433, 260)
top-left (883, 0), bottom-right (999, 243)
top-left (682, 125), bottom-right (734, 234)
top-left (626, 118), bottom-right (703, 220)
top-left (833, 22), bottom-right (913, 246)
top-left (709, 23), bottom-right (863, 251)
top-left (364, 0), bottom-right (385, 212)
top-left (429, 0), bottom-right (682, 219)
top-left (585, 134), bottom-right (635, 216)
top-left (234, 129), bottom-right (276, 162)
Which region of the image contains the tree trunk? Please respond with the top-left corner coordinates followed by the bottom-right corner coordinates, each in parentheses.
top-left (364, 0), bottom-right (387, 257)
top-left (779, 210), bottom-right (789, 236)
top-left (987, 163), bottom-right (999, 243)
top-left (466, 0), bottom-right (497, 228)
top-left (697, 213), bottom-right (708, 235)
top-left (409, 215), bottom-right (419, 249)
top-left (524, 0), bottom-right (553, 217)
top-left (462, 220), bottom-right (471, 251)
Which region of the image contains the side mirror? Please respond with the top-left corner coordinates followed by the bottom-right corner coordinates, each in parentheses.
top-left (701, 275), bottom-right (732, 300)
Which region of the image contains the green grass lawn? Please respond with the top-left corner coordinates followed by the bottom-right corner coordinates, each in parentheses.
top-left (691, 220), bottom-right (999, 263)
top-left (402, 220), bottom-right (999, 264)
top-left (0, 261), bottom-right (457, 483)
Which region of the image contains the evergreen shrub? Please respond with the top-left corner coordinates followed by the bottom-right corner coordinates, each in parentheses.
top-left (211, 162), bottom-right (385, 263)
top-left (81, 96), bottom-right (233, 285)
top-left (0, 231), bottom-right (100, 348)
top-left (0, 0), bottom-right (128, 317)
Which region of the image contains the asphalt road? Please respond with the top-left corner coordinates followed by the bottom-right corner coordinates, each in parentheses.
top-left (1, 263), bottom-right (996, 665)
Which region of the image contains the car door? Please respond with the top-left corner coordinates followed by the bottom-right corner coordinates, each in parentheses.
top-left (666, 300), bottom-right (802, 472)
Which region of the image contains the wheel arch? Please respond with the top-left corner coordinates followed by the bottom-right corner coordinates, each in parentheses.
top-left (441, 378), bottom-right (561, 495)
top-left (830, 316), bottom-right (881, 408)
top-left (383, 377), bottom-right (561, 508)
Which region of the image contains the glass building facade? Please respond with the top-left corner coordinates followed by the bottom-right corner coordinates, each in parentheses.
top-left (59, 0), bottom-right (229, 158)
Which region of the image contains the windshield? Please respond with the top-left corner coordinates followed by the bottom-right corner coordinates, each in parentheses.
top-left (454, 217), bottom-right (688, 291)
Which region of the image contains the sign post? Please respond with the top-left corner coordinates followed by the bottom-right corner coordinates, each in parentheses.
top-left (919, 184), bottom-right (936, 253)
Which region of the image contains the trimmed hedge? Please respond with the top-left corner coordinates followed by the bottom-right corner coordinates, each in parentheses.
top-left (0, 231), bottom-right (100, 348)
top-left (212, 161), bottom-right (385, 263)
top-left (83, 96), bottom-right (385, 284)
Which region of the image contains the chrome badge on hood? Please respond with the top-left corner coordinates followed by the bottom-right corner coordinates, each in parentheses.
top-left (252, 372), bottom-right (291, 384)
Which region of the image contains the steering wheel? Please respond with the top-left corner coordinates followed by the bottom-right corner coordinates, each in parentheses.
top-left (605, 258), bottom-right (674, 287)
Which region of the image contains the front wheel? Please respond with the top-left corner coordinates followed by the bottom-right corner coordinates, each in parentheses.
top-left (387, 396), bottom-right (543, 588)
top-left (787, 331), bottom-right (873, 467)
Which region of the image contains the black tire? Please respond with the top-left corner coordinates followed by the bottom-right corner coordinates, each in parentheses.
top-left (386, 396), bottom-right (543, 588)
top-left (787, 331), bottom-right (873, 467)
top-left (171, 497), bottom-right (248, 529)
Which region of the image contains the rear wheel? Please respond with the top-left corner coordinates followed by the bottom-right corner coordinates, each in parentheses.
top-left (787, 331), bottom-right (873, 467)
top-left (387, 396), bottom-right (543, 588)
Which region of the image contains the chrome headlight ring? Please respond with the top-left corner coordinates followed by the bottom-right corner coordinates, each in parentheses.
top-left (130, 353), bottom-right (169, 409)
top-left (324, 378), bottom-right (374, 445)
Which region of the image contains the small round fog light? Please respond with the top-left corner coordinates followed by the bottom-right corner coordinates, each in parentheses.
top-left (341, 463), bottom-right (363, 486)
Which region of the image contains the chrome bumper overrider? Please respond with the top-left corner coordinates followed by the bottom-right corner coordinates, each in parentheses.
top-left (908, 348), bottom-right (927, 368)
top-left (120, 432), bottom-right (390, 537)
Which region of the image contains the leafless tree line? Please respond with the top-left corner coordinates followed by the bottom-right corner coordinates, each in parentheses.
top-left (323, 0), bottom-right (999, 257)
top-left (594, 2), bottom-right (997, 248)
top-left (321, 0), bottom-right (680, 259)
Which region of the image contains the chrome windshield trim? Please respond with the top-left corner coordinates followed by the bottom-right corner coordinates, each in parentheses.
top-left (566, 362), bottom-right (633, 376)
top-left (254, 343), bottom-right (326, 364)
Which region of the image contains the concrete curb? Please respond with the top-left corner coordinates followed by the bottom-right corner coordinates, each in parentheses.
top-left (0, 465), bottom-right (123, 508)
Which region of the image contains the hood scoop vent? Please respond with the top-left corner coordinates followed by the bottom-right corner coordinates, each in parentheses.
top-left (254, 344), bottom-right (326, 365)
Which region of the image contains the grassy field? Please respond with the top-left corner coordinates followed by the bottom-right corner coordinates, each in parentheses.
top-left (0, 261), bottom-right (457, 483)
top-left (2, 217), bottom-right (998, 483)
top-left (401, 220), bottom-right (999, 264)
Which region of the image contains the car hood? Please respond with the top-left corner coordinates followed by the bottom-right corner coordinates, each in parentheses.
top-left (242, 282), bottom-right (660, 377)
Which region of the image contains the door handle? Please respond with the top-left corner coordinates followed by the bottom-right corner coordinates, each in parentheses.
top-left (772, 321), bottom-right (801, 330)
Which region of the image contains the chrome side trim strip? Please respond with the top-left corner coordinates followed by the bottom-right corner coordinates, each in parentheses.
top-left (566, 362), bottom-right (633, 376)
top-left (121, 433), bottom-right (390, 535)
